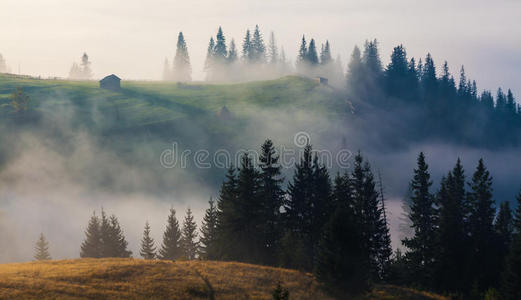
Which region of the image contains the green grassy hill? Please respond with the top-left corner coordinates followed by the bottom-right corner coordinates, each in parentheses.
top-left (0, 258), bottom-right (447, 300)
top-left (0, 74), bottom-right (345, 129)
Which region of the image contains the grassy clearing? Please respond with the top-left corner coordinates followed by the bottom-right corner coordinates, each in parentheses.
top-left (0, 259), bottom-right (448, 300)
top-left (0, 258), bottom-right (330, 300)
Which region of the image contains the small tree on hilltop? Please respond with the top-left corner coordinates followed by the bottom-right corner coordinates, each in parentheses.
top-left (159, 208), bottom-right (183, 260)
top-left (34, 233), bottom-right (51, 261)
top-left (140, 221), bottom-right (156, 259)
top-left (181, 208), bottom-right (199, 260)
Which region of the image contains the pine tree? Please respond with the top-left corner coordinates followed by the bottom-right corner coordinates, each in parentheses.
top-left (306, 39), bottom-right (319, 65)
top-left (421, 53), bottom-right (437, 100)
top-left (501, 189), bottom-right (521, 300)
top-left (285, 144), bottom-right (314, 270)
top-left (296, 35), bottom-right (308, 72)
top-left (204, 37), bottom-right (216, 79)
top-left (140, 221), bottom-right (156, 259)
top-left (496, 201), bottom-right (514, 261)
top-left (268, 31), bottom-right (278, 65)
top-left (258, 139), bottom-right (284, 264)
top-left (435, 160), bottom-right (469, 293)
top-left (362, 39), bottom-right (382, 76)
top-left (34, 233), bottom-right (51, 261)
top-left (181, 208), bottom-right (198, 260)
top-left (199, 197), bottom-right (218, 259)
top-left (468, 159), bottom-right (497, 290)
top-left (214, 27), bottom-right (228, 62)
top-left (80, 212), bottom-right (102, 258)
top-left (402, 152), bottom-right (437, 287)
top-left (319, 41), bottom-right (332, 65)
top-left (251, 25), bottom-right (266, 63)
top-left (215, 166), bottom-right (238, 260)
top-left (159, 208), bottom-right (183, 260)
top-left (105, 214), bottom-right (132, 258)
top-left (235, 154), bottom-right (263, 263)
top-left (315, 199), bottom-right (369, 296)
top-left (227, 39), bottom-right (238, 63)
top-left (384, 45), bottom-right (409, 99)
top-left (242, 29), bottom-right (253, 63)
top-left (496, 88), bottom-right (507, 113)
top-left (346, 46), bottom-right (364, 96)
top-left (173, 32), bottom-right (192, 82)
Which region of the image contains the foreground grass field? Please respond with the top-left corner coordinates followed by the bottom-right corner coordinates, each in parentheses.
top-left (0, 259), bottom-right (447, 300)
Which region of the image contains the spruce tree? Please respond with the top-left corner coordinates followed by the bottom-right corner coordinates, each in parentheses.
top-left (159, 208), bottom-right (183, 260)
top-left (199, 197), bottom-right (218, 259)
top-left (80, 212), bottom-right (102, 258)
top-left (468, 159), bottom-right (497, 290)
top-left (162, 58), bottom-right (171, 81)
top-left (319, 41), bottom-right (332, 65)
top-left (306, 39), bottom-right (319, 65)
top-left (435, 160), bottom-right (469, 293)
top-left (296, 35), bottom-right (308, 72)
top-left (214, 27), bottom-right (228, 62)
top-left (107, 214), bottom-right (132, 258)
top-left (204, 37), bottom-right (216, 79)
top-left (268, 31), bottom-right (278, 65)
top-left (215, 166), bottom-right (238, 260)
top-left (496, 201), bottom-right (514, 263)
top-left (242, 29), bottom-right (253, 63)
top-left (227, 39), bottom-right (238, 63)
top-left (346, 46), bottom-right (364, 97)
top-left (285, 144), bottom-right (314, 270)
top-left (235, 154), bottom-right (263, 263)
top-left (181, 208), bottom-right (198, 260)
top-left (258, 139), bottom-right (284, 264)
top-left (501, 189), bottom-right (521, 300)
top-left (140, 221), bottom-right (156, 259)
top-left (251, 25), bottom-right (266, 63)
top-left (34, 233), bottom-right (51, 261)
top-left (315, 197), bottom-right (369, 296)
top-left (173, 31), bottom-right (192, 82)
top-left (402, 152), bottom-right (437, 287)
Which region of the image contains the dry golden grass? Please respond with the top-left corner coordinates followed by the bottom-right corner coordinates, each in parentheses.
top-left (0, 258), bottom-right (332, 300)
top-left (0, 259), bottom-right (449, 300)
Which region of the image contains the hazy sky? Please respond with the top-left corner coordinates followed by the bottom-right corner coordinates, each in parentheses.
top-left (0, 0), bottom-right (520, 95)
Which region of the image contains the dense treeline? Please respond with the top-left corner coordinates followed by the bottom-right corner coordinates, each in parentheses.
top-left (163, 27), bottom-right (519, 147)
top-left (77, 140), bottom-right (521, 299)
top-left (393, 153), bottom-right (521, 299)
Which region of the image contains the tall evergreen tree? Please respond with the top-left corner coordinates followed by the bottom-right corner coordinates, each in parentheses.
top-left (140, 221), bottom-right (156, 259)
top-left (251, 25), bottom-right (266, 63)
top-left (346, 46), bottom-right (364, 96)
top-left (242, 29), bottom-right (253, 63)
top-left (173, 31), bottom-right (192, 82)
top-left (501, 189), bottom-right (521, 299)
top-left (402, 152), bottom-right (437, 287)
top-left (384, 45), bottom-right (410, 99)
top-left (296, 35), bottom-right (308, 72)
top-left (34, 233), bottom-right (51, 261)
top-left (496, 201), bottom-right (514, 262)
top-left (268, 31), bottom-right (278, 65)
top-left (204, 37), bottom-right (216, 78)
top-left (214, 27), bottom-right (228, 62)
top-left (467, 159), bottom-right (497, 291)
top-left (80, 212), bottom-right (102, 258)
top-left (215, 166), bottom-right (239, 260)
top-left (320, 41), bottom-right (332, 65)
top-left (258, 139), bottom-right (284, 264)
top-left (159, 208), bottom-right (183, 260)
top-left (181, 208), bottom-right (198, 260)
top-left (199, 197), bottom-right (218, 259)
top-left (306, 39), bottom-right (319, 65)
top-left (435, 160), bottom-right (468, 293)
top-left (227, 39), bottom-right (238, 63)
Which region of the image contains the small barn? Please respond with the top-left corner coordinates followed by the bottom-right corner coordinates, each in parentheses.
top-left (100, 74), bottom-right (121, 91)
top-left (316, 77), bottom-right (328, 85)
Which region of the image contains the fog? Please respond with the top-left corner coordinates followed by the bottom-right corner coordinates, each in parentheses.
top-left (0, 0), bottom-right (520, 95)
top-left (1, 0), bottom-right (521, 262)
top-left (1, 89), bottom-right (521, 262)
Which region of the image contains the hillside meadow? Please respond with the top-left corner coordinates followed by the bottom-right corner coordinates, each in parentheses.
top-left (0, 258), bottom-right (447, 300)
